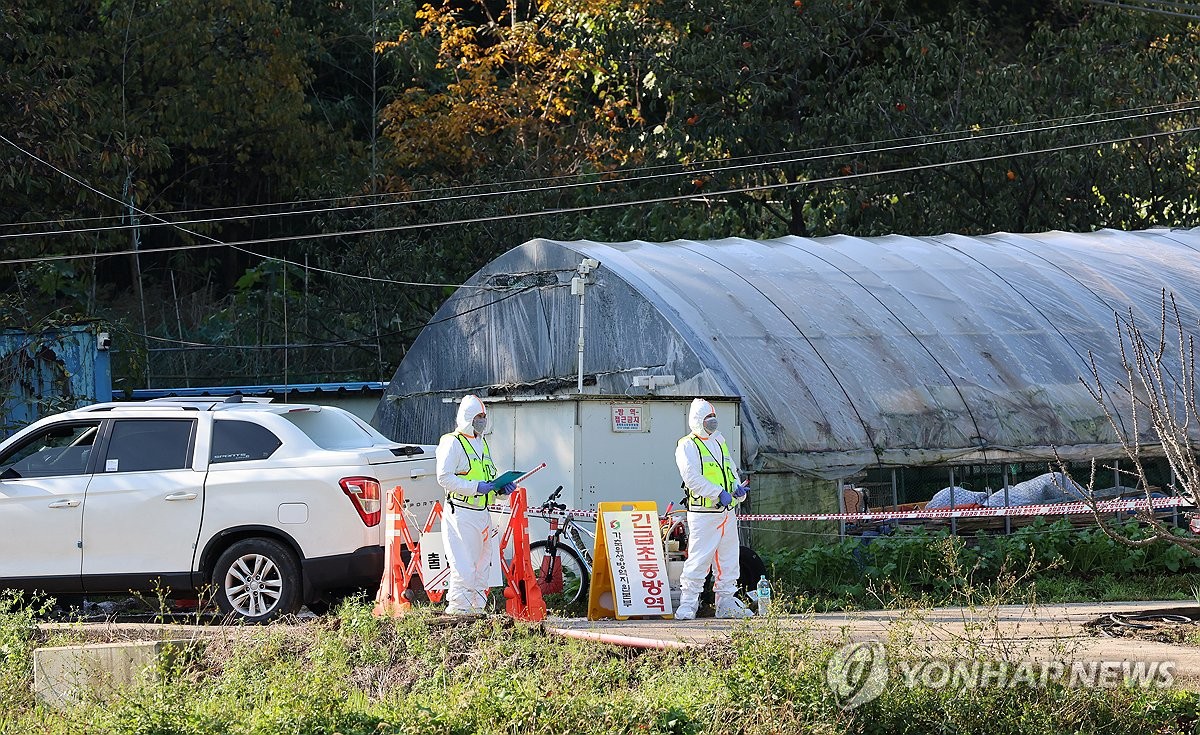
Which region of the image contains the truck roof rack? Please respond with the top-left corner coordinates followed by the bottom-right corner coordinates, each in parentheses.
top-left (146, 396), bottom-right (275, 406)
top-left (77, 396), bottom-right (278, 413)
top-left (81, 403), bottom-right (201, 412)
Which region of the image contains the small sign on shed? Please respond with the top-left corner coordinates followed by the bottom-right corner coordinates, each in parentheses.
top-left (610, 403), bottom-right (648, 432)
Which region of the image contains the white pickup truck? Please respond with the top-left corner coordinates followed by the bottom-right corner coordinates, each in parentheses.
top-left (0, 396), bottom-right (441, 621)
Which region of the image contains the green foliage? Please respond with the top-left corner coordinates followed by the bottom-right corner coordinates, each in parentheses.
top-left (3, 0), bottom-right (1199, 388)
top-left (1, 598), bottom-right (1196, 734)
top-left (0, 0), bottom-right (104, 225)
top-left (87, 0), bottom-right (335, 202)
top-left (0, 590), bottom-right (51, 707)
top-left (619, 0), bottom-right (1200, 238)
top-left (859, 680), bottom-right (1200, 735)
top-left (762, 519), bottom-right (1200, 609)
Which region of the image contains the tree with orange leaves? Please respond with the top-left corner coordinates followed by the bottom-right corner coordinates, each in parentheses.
top-left (379, 0), bottom-right (638, 183)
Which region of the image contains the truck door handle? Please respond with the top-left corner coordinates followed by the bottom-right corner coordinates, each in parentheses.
top-left (48, 499), bottom-right (81, 508)
top-left (164, 491), bottom-right (198, 501)
top-left (409, 468), bottom-right (429, 479)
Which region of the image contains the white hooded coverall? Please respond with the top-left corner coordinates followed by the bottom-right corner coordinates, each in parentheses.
top-left (435, 395), bottom-right (498, 613)
top-left (675, 398), bottom-right (745, 617)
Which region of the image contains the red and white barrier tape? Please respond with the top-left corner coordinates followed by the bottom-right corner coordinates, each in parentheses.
top-left (497, 496), bottom-right (1188, 523)
top-left (508, 506), bottom-right (599, 520)
top-left (736, 496), bottom-right (1188, 522)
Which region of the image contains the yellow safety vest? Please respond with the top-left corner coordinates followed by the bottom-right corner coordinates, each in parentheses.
top-left (682, 434), bottom-right (738, 511)
top-left (445, 432), bottom-right (497, 510)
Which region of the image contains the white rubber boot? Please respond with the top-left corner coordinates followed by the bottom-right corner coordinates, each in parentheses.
top-left (715, 595), bottom-right (754, 619)
top-left (675, 593), bottom-right (700, 620)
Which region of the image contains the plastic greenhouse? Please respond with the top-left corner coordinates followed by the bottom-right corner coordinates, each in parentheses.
top-left (374, 228), bottom-right (1200, 531)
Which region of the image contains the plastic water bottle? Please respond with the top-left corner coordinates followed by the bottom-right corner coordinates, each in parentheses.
top-left (756, 575), bottom-right (771, 616)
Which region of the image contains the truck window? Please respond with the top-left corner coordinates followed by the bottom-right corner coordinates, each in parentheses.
top-left (102, 419), bottom-right (195, 473)
top-left (279, 410), bottom-right (383, 450)
top-left (211, 420), bottom-right (282, 463)
top-left (0, 422), bottom-right (101, 479)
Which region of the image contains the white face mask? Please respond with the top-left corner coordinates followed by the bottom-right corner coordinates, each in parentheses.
top-left (471, 416), bottom-right (488, 435)
top-left (703, 416), bottom-right (718, 434)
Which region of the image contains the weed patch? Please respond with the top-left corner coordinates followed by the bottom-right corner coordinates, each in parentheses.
top-left (762, 519), bottom-right (1200, 610)
top-left (1, 597), bottom-right (1198, 734)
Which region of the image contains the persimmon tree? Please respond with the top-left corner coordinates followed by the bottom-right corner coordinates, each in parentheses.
top-left (379, 0), bottom-right (635, 182)
top-left (578, 0), bottom-right (1200, 239)
top-left (367, 0), bottom-right (646, 327)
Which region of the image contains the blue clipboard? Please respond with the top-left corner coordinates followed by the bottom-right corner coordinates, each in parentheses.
top-left (492, 470), bottom-right (527, 487)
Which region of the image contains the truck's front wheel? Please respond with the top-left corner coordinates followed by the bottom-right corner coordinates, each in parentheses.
top-left (212, 538), bottom-right (302, 623)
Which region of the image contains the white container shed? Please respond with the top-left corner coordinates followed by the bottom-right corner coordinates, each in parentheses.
top-left (478, 395), bottom-right (741, 513)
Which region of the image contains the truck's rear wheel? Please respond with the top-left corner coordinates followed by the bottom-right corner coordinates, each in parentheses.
top-left (212, 538), bottom-right (302, 623)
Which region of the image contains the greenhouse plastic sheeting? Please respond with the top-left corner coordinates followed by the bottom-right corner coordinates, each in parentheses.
top-left (374, 228), bottom-right (1200, 477)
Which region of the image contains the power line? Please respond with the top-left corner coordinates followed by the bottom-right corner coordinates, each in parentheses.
top-left (1130, 0), bottom-right (1200, 12)
top-left (1084, 0), bottom-right (1200, 20)
top-left (2, 124), bottom-right (1197, 269)
top-left (129, 282), bottom-right (557, 351)
top-left (0, 111), bottom-right (1105, 228)
top-left (5, 102), bottom-right (1199, 241)
top-left (5, 103), bottom-right (1196, 298)
top-left (0, 133), bottom-right (496, 290)
top-left (4, 101), bottom-right (1196, 236)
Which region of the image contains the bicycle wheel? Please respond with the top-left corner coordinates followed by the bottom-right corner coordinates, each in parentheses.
top-left (529, 540), bottom-right (589, 610)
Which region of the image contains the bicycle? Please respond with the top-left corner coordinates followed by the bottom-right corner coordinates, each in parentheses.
top-left (527, 486), bottom-right (595, 610)
top-left (527, 488), bottom-right (691, 611)
top-left (525, 486), bottom-right (769, 611)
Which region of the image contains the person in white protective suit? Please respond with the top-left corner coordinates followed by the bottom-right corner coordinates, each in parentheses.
top-left (436, 395), bottom-right (516, 615)
top-left (674, 398), bottom-right (753, 620)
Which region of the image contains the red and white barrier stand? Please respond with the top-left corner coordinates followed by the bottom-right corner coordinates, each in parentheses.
top-left (417, 501), bottom-right (448, 603)
top-left (499, 486), bottom-right (547, 622)
top-left (374, 464), bottom-right (550, 620)
top-left (374, 485), bottom-right (419, 617)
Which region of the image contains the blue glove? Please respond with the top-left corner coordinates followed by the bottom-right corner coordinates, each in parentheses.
top-left (718, 490), bottom-right (733, 507)
top-left (476, 481), bottom-right (496, 495)
top-left (498, 483), bottom-right (517, 495)
top-left (733, 482), bottom-right (749, 499)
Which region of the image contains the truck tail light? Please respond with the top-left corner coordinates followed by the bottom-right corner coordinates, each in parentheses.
top-left (340, 477), bottom-right (382, 527)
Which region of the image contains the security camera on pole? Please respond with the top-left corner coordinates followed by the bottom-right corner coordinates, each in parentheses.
top-left (572, 258), bottom-right (600, 394)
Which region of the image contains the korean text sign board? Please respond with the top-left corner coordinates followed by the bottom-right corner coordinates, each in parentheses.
top-left (598, 507), bottom-right (673, 619)
top-left (610, 404), bottom-right (647, 432)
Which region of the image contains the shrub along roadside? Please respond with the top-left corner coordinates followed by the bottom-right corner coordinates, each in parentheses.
top-left (0, 591), bottom-right (52, 709)
top-left (1, 599), bottom-right (1197, 735)
top-left (760, 519), bottom-right (1200, 611)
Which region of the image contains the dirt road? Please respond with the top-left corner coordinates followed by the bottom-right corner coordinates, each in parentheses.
top-left (547, 600), bottom-right (1200, 688)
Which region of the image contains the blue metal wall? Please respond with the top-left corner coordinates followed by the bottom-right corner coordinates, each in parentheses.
top-left (0, 325), bottom-right (112, 437)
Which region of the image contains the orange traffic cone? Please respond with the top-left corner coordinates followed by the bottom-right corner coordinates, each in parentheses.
top-left (374, 486), bottom-right (415, 617)
top-left (499, 487), bottom-right (547, 622)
